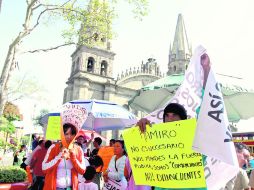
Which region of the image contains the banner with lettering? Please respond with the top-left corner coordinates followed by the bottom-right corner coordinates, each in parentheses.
top-left (123, 119), bottom-right (206, 188)
top-left (192, 69), bottom-right (238, 166)
top-left (61, 103), bottom-right (88, 131)
top-left (143, 45), bottom-right (238, 189)
top-left (45, 113), bottom-right (61, 140)
top-left (61, 103), bottom-right (88, 148)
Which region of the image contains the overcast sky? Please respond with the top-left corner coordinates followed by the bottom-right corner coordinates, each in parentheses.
top-left (1, 0), bottom-right (254, 128)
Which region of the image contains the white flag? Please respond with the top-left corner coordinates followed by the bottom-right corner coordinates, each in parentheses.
top-left (192, 69), bottom-right (238, 166)
top-left (145, 45), bottom-right (238, 189)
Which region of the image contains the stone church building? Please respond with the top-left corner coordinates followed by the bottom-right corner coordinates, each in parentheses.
top-left (63, 14), bottom-right (192, 139)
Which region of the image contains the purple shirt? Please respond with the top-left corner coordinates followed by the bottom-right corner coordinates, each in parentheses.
top-left (125, 157), bottom-right (151, 190)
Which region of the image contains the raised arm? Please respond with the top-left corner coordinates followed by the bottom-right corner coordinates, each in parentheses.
top-left (42, 144), bottom-right (62, 173)
top-left (86, 132), bottom-right (94, 147)
top-left (201, 53), bottom-right (211, 89)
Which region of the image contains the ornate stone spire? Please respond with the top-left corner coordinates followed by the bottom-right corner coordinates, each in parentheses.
top-left (168, 14), bottom-right (192, 75)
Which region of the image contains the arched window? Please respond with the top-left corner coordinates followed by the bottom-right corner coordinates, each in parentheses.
top-left (87, 57), bottom-right (95, 72)
top-left (100, 60), bottom-right (107, 76)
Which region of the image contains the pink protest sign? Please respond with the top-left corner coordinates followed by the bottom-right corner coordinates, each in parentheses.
top-left (61, 103), bottom-right (88, 131)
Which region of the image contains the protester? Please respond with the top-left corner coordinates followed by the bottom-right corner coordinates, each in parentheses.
top-left (89, 155), bottom-right (104, 172)
top-left (86, 148), bottom-right (91, 157)
top-left (25, 139), bottom-right (44, 166)
top-left (109, 139), bottom-right (115, 147)
top-left (32, 134), bottom-right (40, 151)
top-left (103, 140), bottom-right (127, 190)
top-left (136, 103), bottom-right (197, 190)
top-left (125, 156), bottom-right (151, 190)
top-left (20, 157), bottom-right (27, 170)
top-left (135, 51), bottom-right (212, 189)
top-left (42, 123), bottom-right (86, 190)
top-left (76, 133), bottom-right (94, 156)
top-left (137, 102), bottom-right (187, 133)
top-left (91, 137), bottom-right (102, 156)
top-left (78, 166), bottom-right (98, 190)
top-left (30, 140), bottom-right (52, 190)
top-left (250, 168), bottom-right (254, 190)
top-left (19, 157), bottom-right (33, 184)
top-left (223, 142), bottom-right (250, 190)
top-left (78, 154), bottom-right (102, 183)
top-left (13, 144), bottom-right (26, 166)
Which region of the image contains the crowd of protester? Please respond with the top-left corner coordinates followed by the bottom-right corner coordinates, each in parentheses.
top-left (12, 102), bottom-right (254, 190)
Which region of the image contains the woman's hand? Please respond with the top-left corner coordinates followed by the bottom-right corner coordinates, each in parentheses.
top-left (68, 148), bottom-right (77, 159)
top-left (61, 148), bottom-right (70, 159)
top-left (136, 118), bottom-right (151, 133)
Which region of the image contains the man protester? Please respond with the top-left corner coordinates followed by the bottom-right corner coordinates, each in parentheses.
top-left (224, 143), bottom-right (250, 190)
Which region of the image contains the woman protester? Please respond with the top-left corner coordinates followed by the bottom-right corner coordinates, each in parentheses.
top-left (42, 123), bottom-right (86, 190)
top-left (13, 144), bottom-right (26, 166)
top-left (103, 140), bottom-right (127, 190)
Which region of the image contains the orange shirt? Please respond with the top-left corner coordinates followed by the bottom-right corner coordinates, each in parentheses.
top-left (42, 143), bottom-right (85, 190)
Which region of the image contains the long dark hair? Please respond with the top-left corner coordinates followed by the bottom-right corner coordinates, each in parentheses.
top-left (63, 123), bottom-right (77, 135)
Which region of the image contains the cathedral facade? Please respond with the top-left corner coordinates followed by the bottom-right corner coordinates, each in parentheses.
top-left (63, 14), bottom-right (192, 139)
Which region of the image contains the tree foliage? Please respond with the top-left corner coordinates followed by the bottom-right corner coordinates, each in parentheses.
top-left (3, 102), bottom-right (22, 121)
top-left (0, 116), bottom-right (16, 134)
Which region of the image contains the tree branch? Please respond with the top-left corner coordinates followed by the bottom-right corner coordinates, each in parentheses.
top-left (29, 6), bottom-right (86, 35)
top-left (23, 33), bottom-right (96, 54)
top-left (24, 42), bottom-right (76, 53)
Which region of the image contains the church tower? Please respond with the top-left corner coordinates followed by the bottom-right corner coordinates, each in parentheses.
top-left (167, 14), bottom-right (192, 75)
top-left (63, 0), bottom-right (118, 103)
top-left (63, 44), bottom-right (116, 102)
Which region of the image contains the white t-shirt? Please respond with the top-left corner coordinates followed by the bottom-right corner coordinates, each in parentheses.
top-left (78, 182), bottom-right (98, 190)
top-left (56, 159), bottom-right (73, 188)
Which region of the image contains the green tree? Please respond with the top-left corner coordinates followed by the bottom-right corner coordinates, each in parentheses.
top-left (0, 0), bottom-right (148, 115)
top-left (0, 102), bottom-right (22, 153)
top-left (3, 101), bottom-right (22, 121)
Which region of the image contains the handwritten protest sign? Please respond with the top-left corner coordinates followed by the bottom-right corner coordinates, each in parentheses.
top-left (61, 103), bottom-right (88, 131)
top-left (122, 119), bottom-right (206, 188)
top-left (60, 103), bottom-right (88, 148)
top-left (46, 113), bottom-right (61, 140)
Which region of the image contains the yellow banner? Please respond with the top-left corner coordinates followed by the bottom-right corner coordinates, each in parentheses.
top-left (122, 119), bottom-right (206, 188)
top-left (46, 114), bottom-right (61, 140)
